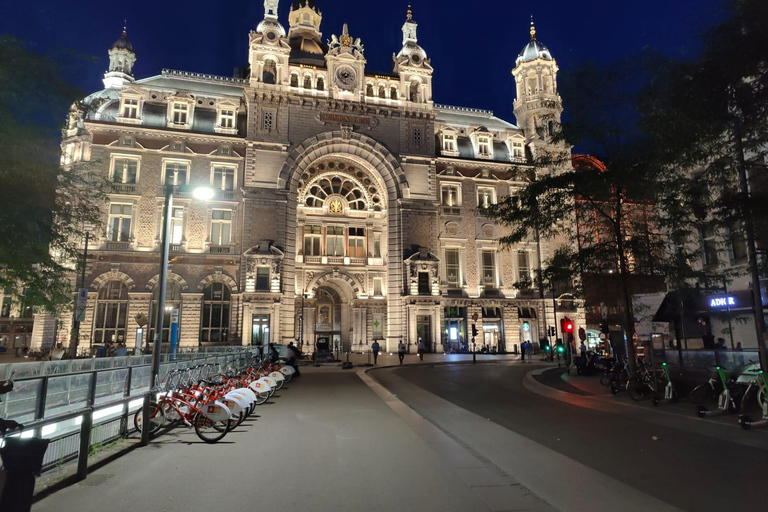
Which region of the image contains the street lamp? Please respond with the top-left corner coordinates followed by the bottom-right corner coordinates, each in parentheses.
top-left (141, 172), bottom-right (212, 446)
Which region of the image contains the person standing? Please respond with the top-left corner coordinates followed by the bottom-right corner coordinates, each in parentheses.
top-left (417, 338), bottom-right (425, 361)
top-left (397, 340), bottom-right (406, 365)
top-left (520, 341), bottom-right (526, 361)
top-left (287, 342), bottom-right (301, 376)
top-left (371, 339), bottom-right (380, 365)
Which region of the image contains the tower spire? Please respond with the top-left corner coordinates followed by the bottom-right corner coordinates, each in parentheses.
top-left (530, 16), bottom-right (536, 41)
top-left (407, 4), bottom-right (413, 22)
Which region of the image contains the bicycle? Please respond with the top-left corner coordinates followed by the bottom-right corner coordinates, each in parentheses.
top-left (736, 361), bottom-right (766, 412)
top-left (739, 368), bottom-right (768, 429)
top-left (697, 366), bottom-right (742, 417)
top-left (627, 359), bottom-right (666, 402)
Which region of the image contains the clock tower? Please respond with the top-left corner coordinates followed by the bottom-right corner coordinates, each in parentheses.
top-left (326, 23), bottom-right (366, 101)
top-left (393, 6), bottom-right (433, 106)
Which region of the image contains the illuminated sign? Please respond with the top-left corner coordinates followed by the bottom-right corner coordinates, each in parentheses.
top-left (710, 296), bottom-right (736, 308)
top-left (522, 321), bottom-right (531, 332)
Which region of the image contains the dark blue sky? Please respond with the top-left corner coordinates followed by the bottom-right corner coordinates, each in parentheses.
top-left (3, 0), bottom-right (725, 122)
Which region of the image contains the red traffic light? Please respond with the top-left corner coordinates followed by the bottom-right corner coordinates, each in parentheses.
top-left (566, 321), bottom-right (574, 332)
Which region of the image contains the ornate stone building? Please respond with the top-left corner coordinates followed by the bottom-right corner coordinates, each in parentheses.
top-left (45, 1), bottom-right (584, 354)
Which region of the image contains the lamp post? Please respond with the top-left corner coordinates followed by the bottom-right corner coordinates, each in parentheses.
top-left (141, 175), bottom-right (212, 446)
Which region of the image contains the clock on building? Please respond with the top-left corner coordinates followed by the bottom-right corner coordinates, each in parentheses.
top-left (334, 66), bottom-right (357, 91)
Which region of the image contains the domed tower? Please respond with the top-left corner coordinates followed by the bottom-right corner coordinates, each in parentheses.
top-left (393, 5), bottom-right (433, 105)
top-left (103, 26), bottom-right (136, 89)
top-left (249, 0), bottom-right (291, 86)
top-left (288, 0), bottom-right (326, 64)
top-left (511, 18), bottom-right (562, 144)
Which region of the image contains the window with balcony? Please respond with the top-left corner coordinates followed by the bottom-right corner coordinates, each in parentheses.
top-left (211, 210), bottom-right (232, 246)
top-left (304, 225), bottom-right (322, 256)
top-left (441, 184), bottom-right (461, 207)
top-left (107, 204), bottom-right (132, 242)
top-left (111, 158), bottom-right (138, 184)
top-left (256, 267), bottom-right (271, 291)
top-left (163, 162), bottom-right (188, 186)
top-left (327, 226), bottom-right (345, 257)
top-left (482, 250), bottom-right (496, 285)
top-left (445, 248), bottom-right (460, 286)
top-left (348, 227), bottom-right (366, 258)
top-left (121, 98), bottom-right (139, 119)
top-left (213, 166), bottom-right (235, 191)
top-left (171, 102), bottom-right (189, 125)
top-left (477, 187), bottom-right (497, 208)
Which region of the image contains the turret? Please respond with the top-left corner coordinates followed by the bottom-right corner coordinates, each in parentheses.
top-left (103, 26), bottom-right (136, 89)
top-left (393, 5), bottom-right (433, 105)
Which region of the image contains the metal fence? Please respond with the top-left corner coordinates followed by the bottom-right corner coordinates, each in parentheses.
top-left (0, 349), bottom-right (256, 477)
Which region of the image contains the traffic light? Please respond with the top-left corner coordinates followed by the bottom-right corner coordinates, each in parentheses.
top-left (564, 319), bottom-right (574, 334)
top-left (471, 324), bottom-right (478, 338)
top-left (555, 339), bottom-right (565, 354)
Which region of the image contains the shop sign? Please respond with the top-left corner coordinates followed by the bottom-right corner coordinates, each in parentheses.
top-left (709, 296), bottom-right (736, 308)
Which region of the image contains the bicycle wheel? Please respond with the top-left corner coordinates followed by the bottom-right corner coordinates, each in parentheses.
top-left (627, 377), bottom-right (645, 402)
top-left (193, 412), bottom-right (230, 443)
top-left (690, 384), bottom-right (711, 404)
top-left (134, 402), bottom-right (166, 434)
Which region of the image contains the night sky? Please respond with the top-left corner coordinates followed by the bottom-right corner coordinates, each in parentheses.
top-left (3, 0), bottom-right (726, 123)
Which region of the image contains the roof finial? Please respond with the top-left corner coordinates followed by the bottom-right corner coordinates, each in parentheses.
top-left (530, 16), bottom-right (536, 41)
top-left (122, 20), bottom-right (127, 37)
top-left (407, 4), bottom-right (413, 22)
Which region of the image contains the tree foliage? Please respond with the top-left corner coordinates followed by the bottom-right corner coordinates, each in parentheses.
top-left (0, 36), bottom-right (107, 313)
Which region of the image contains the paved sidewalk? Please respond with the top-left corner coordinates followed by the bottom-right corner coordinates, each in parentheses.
top-left (33, 368), bottom-right (503, 512)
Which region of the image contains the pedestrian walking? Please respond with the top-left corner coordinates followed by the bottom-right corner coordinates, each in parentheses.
top-left (268, 342), bottom-right (280, 362)
top-left (397, 340), bottom-right (406, 365)
top-left (371, 340), bottom-right (380, 365)
top-left (580, 341), bottom-right (587, 358)
top-left (287, 342), bottom-right (301, 377)
top-left (520, 341), bottom-right (526, 361)
top-left (418, 338), bottom-right (425, 361)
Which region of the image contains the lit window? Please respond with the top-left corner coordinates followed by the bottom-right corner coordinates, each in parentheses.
top-left (111, 158), bottom-right (138, 184)
top-left (348, 227), bottom-right (366, 258)
top-left (482, 250), bottom-right (496, 284)
top-left (441, 184), bottom-right (461, 207)
top-left (219, 109), bottom-right (235, 129)
top-left (445, 248), bottom-right (460, 285)
top-left (163, 162), bottom-right (188, 186)
top-left (121, 98), bottom-right (139, 119)
top-left (172, 103), bottom-right (188, 125)
top-left (211, 210), bottom-right (232, 245)
top-left (326, 226), bottom-right (345, 257)
top-left (107, 204), bottom-right (132, 242)
top-left (213, 166), bottom-right (235, 191)
top-left (304, 225), bottom-right (322, 256)
top-left (93, 281), bottom-right (128, 345)
top-left (200, 283), bottom-right (231, 342)
top-left (442, 134), bottom-right (456, 153)
top-left (477, 187), bottom-right (497, 208)
top-left (517, 251), bottom-right (531, 286)
top-left (169, 207), bottom-right (184, 245)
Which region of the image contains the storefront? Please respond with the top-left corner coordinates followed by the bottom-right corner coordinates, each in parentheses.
top-left (518, 307), bottom-right (538, 346)
top-left (481, 307), bottom-right (504, 352)
top-left (443, 306), bottom-right (467, 353)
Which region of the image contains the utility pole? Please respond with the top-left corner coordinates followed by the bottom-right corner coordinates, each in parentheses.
top-left (70, 232), bottom-right (89, 356)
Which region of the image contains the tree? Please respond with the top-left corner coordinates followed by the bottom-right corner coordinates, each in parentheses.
top-left (640, 0), bottom-right (768, 369)
top-left (0, 36), bottom-right (107, 314)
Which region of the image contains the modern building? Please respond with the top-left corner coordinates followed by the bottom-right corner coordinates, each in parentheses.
top-left (42, 1), bottom-right (584, 354)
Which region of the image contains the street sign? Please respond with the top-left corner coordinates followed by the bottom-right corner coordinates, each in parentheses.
top-left (75, 288), bottom-right (88, 322)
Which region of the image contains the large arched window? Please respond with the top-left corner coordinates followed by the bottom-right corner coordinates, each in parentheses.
top-left (305, 176), bottom-right (368, 211)
top-left (149, 282), bottom-right (182, 343)
top-left (200, 283), bottom-right (231, 343)
top-left (93, 281), bottom-right (129, 345)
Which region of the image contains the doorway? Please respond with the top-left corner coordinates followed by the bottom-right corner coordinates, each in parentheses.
top-left (417, 315), bottom-right (432, 352)
top-left (252, 314), bottom-right (270, 346)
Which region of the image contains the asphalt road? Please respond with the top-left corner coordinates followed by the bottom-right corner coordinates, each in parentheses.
top-left (373, 363), bottom-right (768, 512)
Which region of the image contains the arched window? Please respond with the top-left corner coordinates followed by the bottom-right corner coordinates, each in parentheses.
top-left (366, 83), bottom-right (374, 97)
top-left (378, 86), bottom-right (386, 99)
top-left (304, 75), bottom-right (312, 89)
top-left (317, 77), bottom-right (325, 91)
top-left (290, 73), bottom-right (299, 88)
top-left (93, 281), bottom-right (129, 345)
top-left (390, 86), bottom-right (398, 100)
top-left (149, 282), bottom-right (182, 343)
top-left (410, 81), bottom-right (421, 103)
top-left (200, 283), bottom-right (231, 343)
top-left (305, 176), bottom-right (368, 211)
top-left (263, 60), bottom-right (277, 85)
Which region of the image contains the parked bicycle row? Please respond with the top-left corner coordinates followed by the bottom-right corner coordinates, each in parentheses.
top-left (134, 355), bottom-right (297, 443)
top-left (597, 356), bottom-right (768, 429)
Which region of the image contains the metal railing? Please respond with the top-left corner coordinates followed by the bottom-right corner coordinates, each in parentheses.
top-left (0, 349), bottom-right (257, 478)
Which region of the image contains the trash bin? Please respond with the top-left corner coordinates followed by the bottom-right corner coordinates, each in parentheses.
top-left (0, 437), bottom-right (50, 512)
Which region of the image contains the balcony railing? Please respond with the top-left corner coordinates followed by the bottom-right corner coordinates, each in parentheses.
top-left (170, 244), bottom-right (183, 253)
top-left (110, 182), bottom-right (138, 194)
top-left (209, 245), bottom-right (232, 254)
top-left (105, 241), bottom-right (130, 251)
top-left (302, 256), bottom-right (368, 265)
top-left (441, 206), bottom-right (462, 216)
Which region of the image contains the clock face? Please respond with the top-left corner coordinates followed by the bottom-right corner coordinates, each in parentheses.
top-left (329, 199), bottom-right (344, 214)
top-left (335, 66), bottom-right (357, 91)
